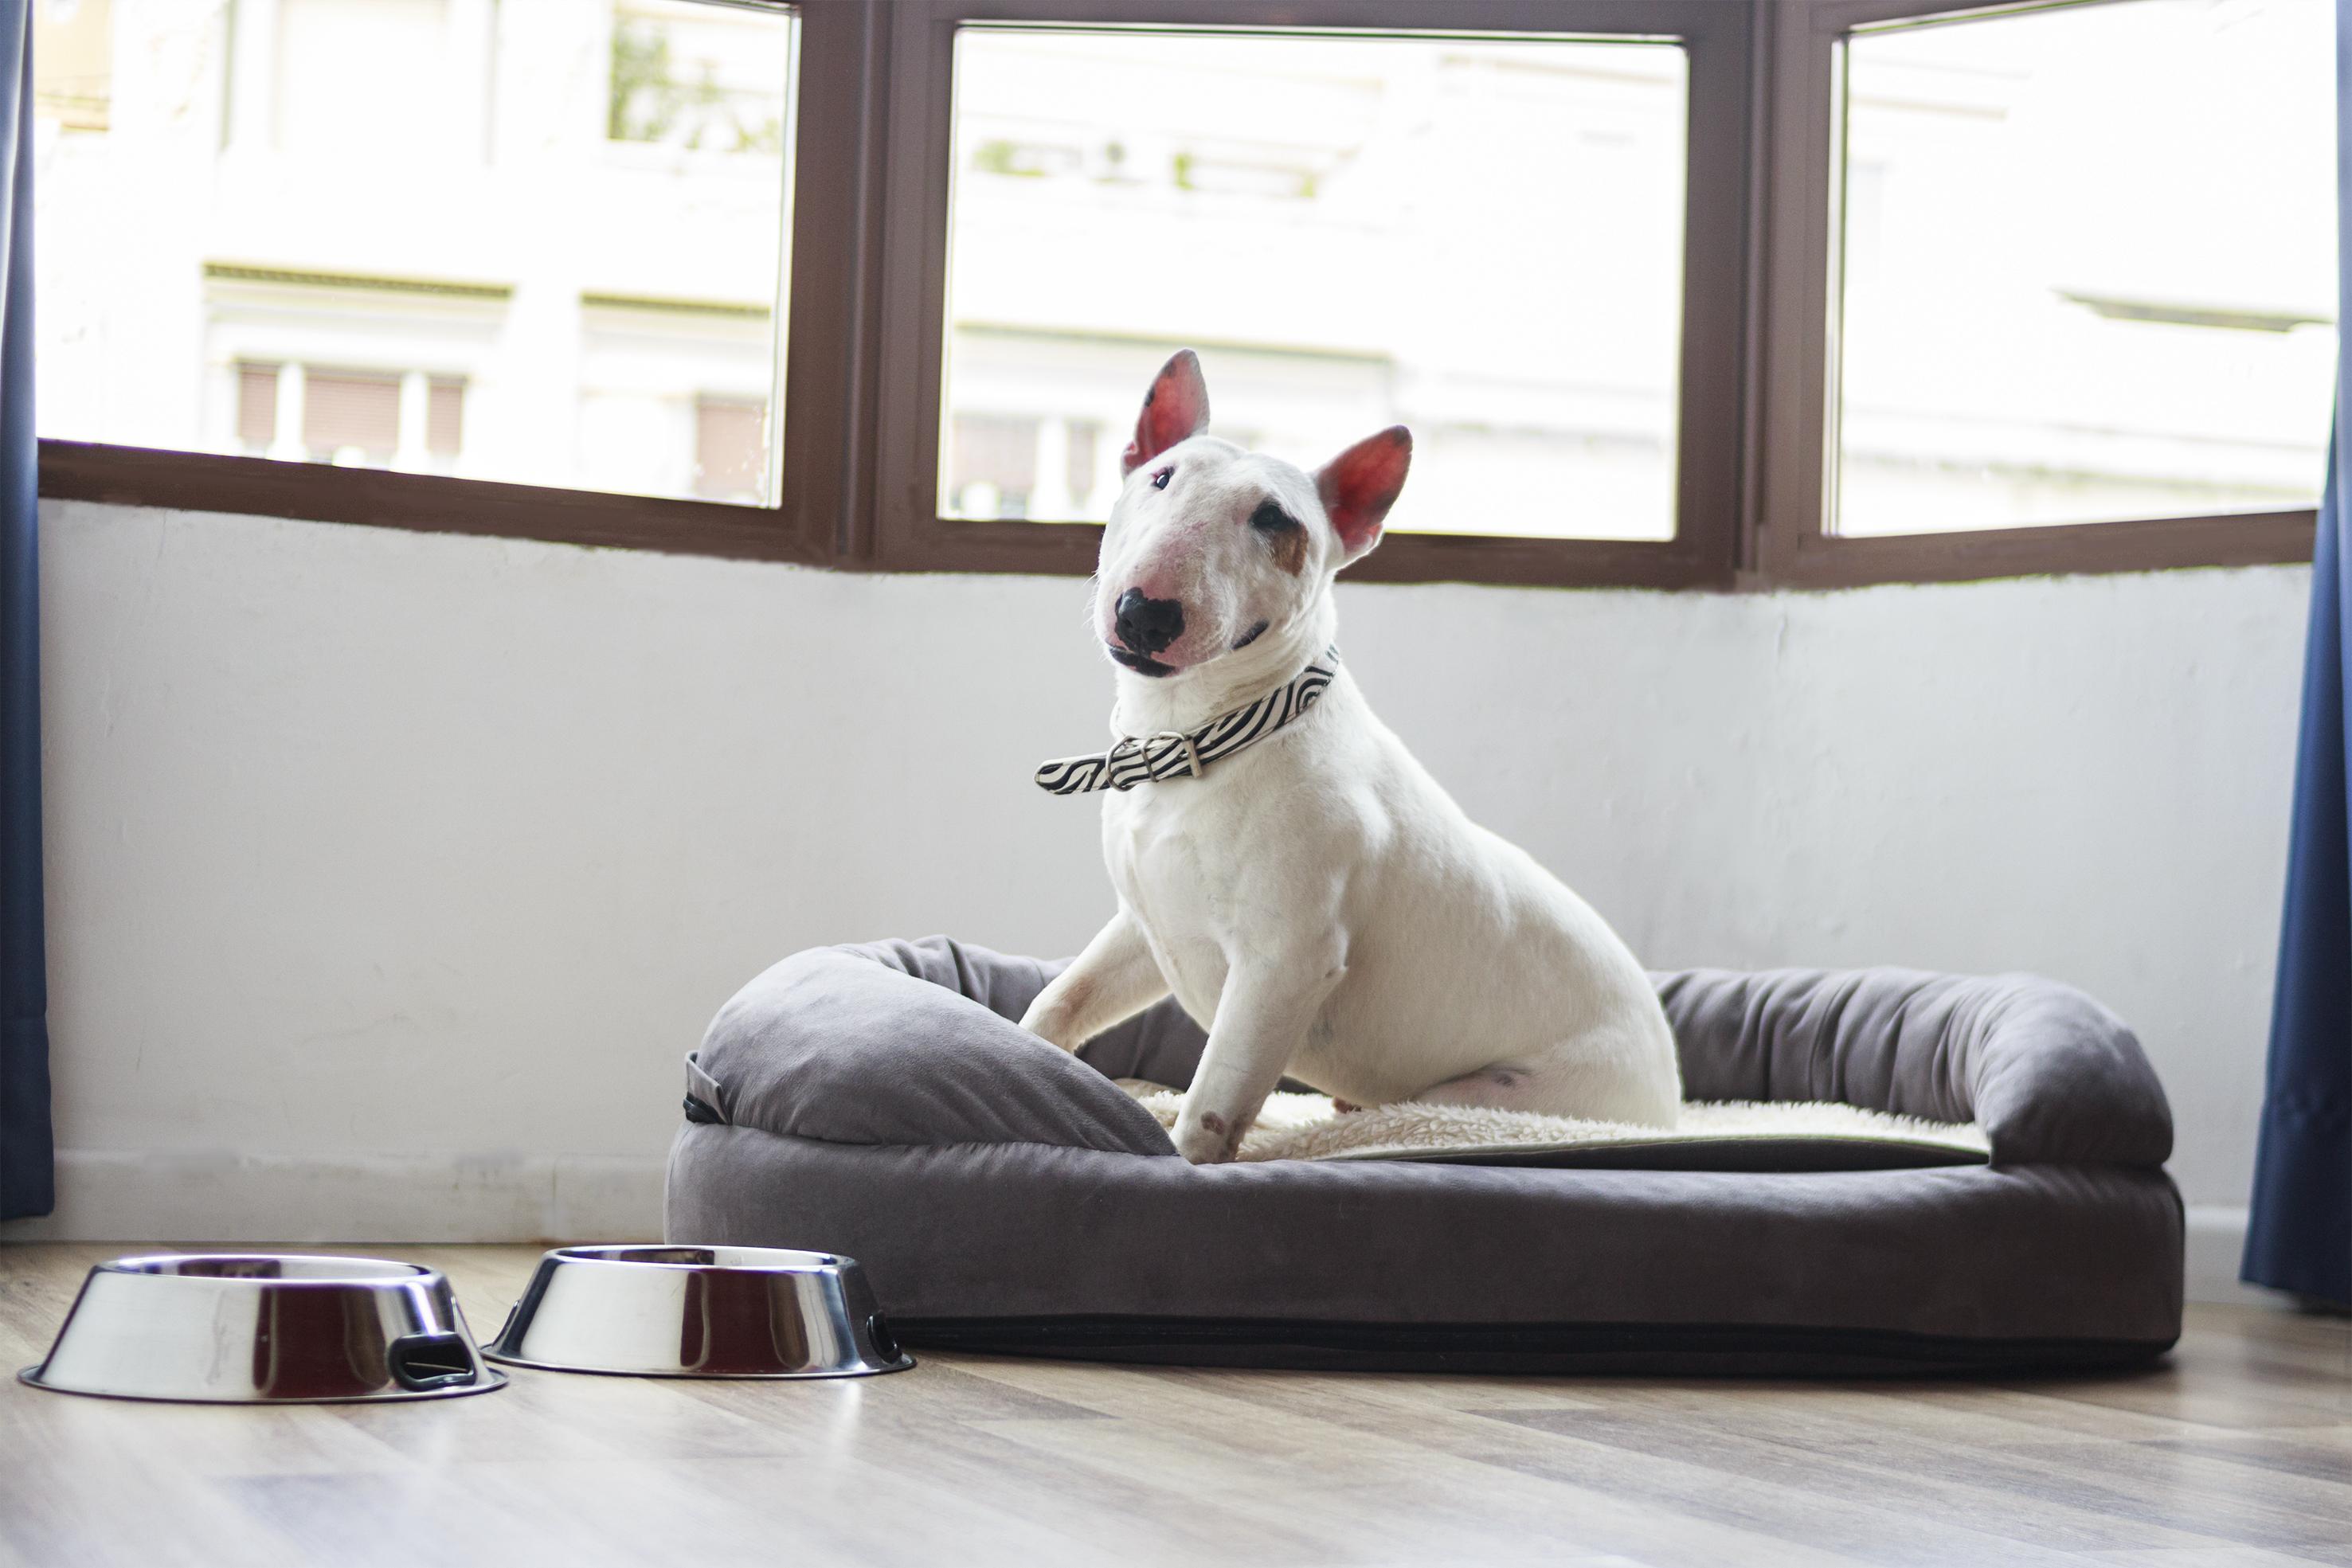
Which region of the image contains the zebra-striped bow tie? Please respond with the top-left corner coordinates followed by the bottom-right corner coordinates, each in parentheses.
top-left (1034, 647), bottom-right (1340, 796)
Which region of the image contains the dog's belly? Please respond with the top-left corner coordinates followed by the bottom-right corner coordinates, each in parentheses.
top-left (1278, 974), bottom-right (1458, 1105)
top-left (1273, 1007), bottom-right (1372, 1101)
top-left (1281, 961), bottom-right (1653, 1112)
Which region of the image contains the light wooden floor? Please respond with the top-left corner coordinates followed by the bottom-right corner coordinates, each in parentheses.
top-left (3, 1245), bottom-right (2349, 1568)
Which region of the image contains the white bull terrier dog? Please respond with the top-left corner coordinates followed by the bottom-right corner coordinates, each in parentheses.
top-left (1021, 350), bottom-right (1681, 1164)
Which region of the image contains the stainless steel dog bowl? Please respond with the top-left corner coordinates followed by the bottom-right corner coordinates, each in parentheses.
top-left (482, 1245), bottom-right (914, 1378)
top-left (18, 1253), bottom-right (507, 1404)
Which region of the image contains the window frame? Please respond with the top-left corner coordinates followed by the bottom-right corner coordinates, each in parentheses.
top-left (37, 0), bottom-right (839, 569)
top-left (1750, 0), bottom-right (2320, 588)
top-left (866, 0), bottom-right (1754, 589)
top-left (34, 0), bottom-right (2323, 588)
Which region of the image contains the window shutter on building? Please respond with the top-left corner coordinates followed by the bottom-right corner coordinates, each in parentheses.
top-left (304, 371), bottom-right (401, 463)
top-left (235, 363), bottom-right (279, 451)
top-left (426, 377), bottom-right (465, 460)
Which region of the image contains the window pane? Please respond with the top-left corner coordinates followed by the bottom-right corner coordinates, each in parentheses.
top-left (693, 396), bottom-right (766, 502)
top-left (941, 28), bottom-right (1689, 541)
top-left (33, 0), bottom-right (796, 506)
top-left (1835, 0), bottom-right (2334, 537)
top-left (948, 413), bottom-right (1042, 520)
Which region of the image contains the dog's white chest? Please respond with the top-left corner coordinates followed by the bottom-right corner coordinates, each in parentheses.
top-left (1102, 789), bottom-right (1236, 1023)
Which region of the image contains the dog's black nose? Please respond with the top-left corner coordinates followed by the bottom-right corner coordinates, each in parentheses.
top-left (1114, 589), bottom-right (1185, 655)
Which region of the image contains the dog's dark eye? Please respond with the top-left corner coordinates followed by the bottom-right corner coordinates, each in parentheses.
top-left (1152, 467), bottom-right (1173, 491)
top-left (1250, 500), bottom-right (1298, 534)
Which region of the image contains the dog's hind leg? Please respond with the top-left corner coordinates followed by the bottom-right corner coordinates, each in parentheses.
top-left (1019, 905), bottom-right (1169, 1053)
top-left (1409, 1065), bottom-right (1547, 1110)
top-left (1411, 1048), bottom-right (1678, 1128)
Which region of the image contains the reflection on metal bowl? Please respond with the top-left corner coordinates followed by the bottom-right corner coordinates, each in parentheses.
top-left (482, 1245), bottom-right (914, 1379)
top-left (19, 1253), bottom-right (507, 1404)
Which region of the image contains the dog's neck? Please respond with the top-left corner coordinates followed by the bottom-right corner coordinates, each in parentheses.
top-left (1109, 596), bottom-right (1340, 738)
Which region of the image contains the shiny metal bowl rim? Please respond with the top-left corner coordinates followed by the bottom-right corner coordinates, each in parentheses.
top-left (537, 1244), bottom-right (851, 1272)
top-left (472, 1354), bottom-right (898, 1380)
top-left (18, 1251), bottom-right (508, 1403)
top-left (91, 1251), bottom-right (440, 1283)
top-left (14, 1363), bottom-right (510, 1403)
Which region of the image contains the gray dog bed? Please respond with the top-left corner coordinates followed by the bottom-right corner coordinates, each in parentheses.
top-left (664, 936), bottom-right (2182, 1374)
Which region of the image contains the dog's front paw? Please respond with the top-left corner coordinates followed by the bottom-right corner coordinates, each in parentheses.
top-left (1173, 1109), bottom-right (1245, 1165)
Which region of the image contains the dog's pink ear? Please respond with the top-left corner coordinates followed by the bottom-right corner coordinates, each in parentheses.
top-left (1317, 426), bottom-right (1411, 561)
top-left (1121, 350), bottom-right (1211, 476)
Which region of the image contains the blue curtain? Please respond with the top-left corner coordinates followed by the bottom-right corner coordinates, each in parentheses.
top-left (0, 0), bottom-right (49, 1223)
top-left (2242, 0), bottom-right (2352, 1307)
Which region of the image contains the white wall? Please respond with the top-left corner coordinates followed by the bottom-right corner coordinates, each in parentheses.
top-left (5, 499), bottom-right (2307, 1300)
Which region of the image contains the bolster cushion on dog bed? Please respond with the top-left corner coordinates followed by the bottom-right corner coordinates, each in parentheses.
top-left (665, 936), bottom-right (2182, 1374)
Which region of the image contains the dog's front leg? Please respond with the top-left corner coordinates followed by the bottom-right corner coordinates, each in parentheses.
top-left (1019, 905), bottom-right (1169, 1053)
top-left (1174, 952), bottom-right (1345, 1164)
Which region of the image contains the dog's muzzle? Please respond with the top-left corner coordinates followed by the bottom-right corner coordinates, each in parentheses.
top-left (1113, 589), bottom-right (1186, 655)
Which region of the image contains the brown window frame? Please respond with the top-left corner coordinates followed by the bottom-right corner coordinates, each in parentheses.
top-left (37, 0), bottom-right (843, 570)
top-left (35, 0), bottom-right (2321, 588)
top-left (1749, 0), bottom-right (2319, 588)
top-left (866, 0), bottom-right (1754, 590)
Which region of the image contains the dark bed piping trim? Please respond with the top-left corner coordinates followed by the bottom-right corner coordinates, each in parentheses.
top-left (893, 1315), bottom-right (2178, 1377)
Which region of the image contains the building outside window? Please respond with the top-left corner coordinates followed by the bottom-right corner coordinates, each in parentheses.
top-left (31, 0), bottom-right (796, 509)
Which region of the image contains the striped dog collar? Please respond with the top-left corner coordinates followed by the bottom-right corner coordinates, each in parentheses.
top-left (1034, 647), bottom-right (1340, 796)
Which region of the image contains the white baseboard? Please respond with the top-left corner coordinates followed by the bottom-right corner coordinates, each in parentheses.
top-left (2183, 1203), bottom-right (2280, 1307)
top-left (0, 1149), bottom-right (666, 1243)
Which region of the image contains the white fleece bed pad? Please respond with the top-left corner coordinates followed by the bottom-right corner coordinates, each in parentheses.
top-left (1121, 1083), bottom-right (1993, 1171)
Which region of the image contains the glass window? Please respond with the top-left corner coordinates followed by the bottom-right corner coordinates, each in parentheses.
top-left (948, 413), bottom-right (1043, 520)
top-left (32, 0), bottom-right (797, 506)
top-left (276, 0), bottom-right (466, 158)
top-left (693, 396), bottom-right (767, 502)
top-left (1835, 0), bottom-right (2335, 537)
top-left (940, 27), bottom-right (1690, 542)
